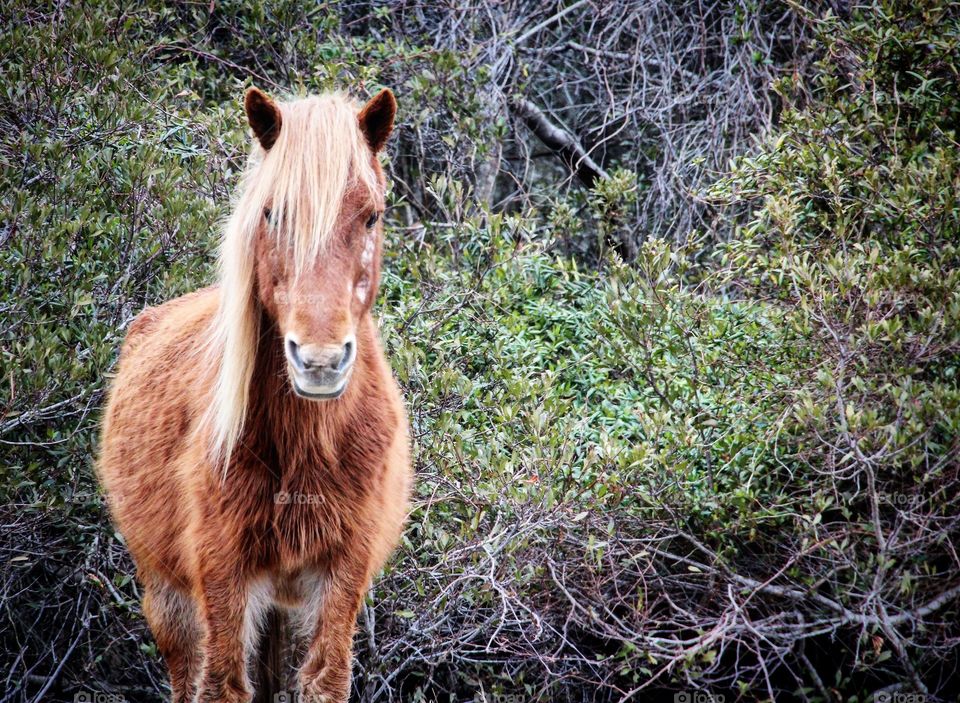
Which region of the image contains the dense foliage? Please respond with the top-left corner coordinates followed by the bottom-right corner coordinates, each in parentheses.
top-left (1, 2), bottom-right (957, 702)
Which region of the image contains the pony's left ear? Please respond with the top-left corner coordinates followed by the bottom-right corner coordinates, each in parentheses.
top-left (244, 87), bottom-right (282, 150)
top-left (358, 88), bottom-right (397, 153)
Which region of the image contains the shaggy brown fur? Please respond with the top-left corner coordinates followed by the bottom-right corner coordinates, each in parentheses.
top-left (97, 88), bottom-right (410, 703)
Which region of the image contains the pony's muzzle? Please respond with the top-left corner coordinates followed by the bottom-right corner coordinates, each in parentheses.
top-left (285, 335), bottom-right (356, 400)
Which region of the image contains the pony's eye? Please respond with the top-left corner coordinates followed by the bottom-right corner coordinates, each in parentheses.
top-left (365, 212), bottom-right (379, 229)
top-left (263, 208), bottom-right (273, 224)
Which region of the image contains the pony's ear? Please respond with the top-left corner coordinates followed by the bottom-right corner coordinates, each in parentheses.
top-left (358, 88), bottom-right (397, 153)
top-left (244, 87), bottom-right (282, 150)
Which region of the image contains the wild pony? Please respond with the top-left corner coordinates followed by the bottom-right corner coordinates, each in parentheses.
top-left (97, 87), bottom-right (411, 703)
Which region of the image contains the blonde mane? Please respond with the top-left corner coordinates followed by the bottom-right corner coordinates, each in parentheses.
top-left (204, 92), bottom-right (380, 469)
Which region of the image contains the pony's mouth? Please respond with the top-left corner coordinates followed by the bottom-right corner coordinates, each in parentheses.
top-left (289, 366), bottom-right (353, 400)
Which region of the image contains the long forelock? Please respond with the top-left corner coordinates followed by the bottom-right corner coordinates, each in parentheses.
top-left (204, 92), bottom-right (380, 472)
top-left (238, 93), bottom-right (380, 268)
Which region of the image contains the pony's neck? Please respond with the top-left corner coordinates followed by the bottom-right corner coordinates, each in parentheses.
top-left (245, 308), bottom-right (371, 459)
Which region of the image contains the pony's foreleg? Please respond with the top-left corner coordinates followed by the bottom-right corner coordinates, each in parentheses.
top-left (142, 579), bottom-right (201, 703)
top-left (298, 558), bottom-right (369, 703)
top-left (194, 567), bottom-right (254, 703)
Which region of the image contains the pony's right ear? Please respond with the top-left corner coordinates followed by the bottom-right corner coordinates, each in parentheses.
top-left (244, 87), bottom-right (282, 150)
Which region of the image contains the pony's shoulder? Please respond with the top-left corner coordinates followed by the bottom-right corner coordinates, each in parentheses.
top-left (126, 306), bottom-right (160, 340)
top-left (123, 286), bottom-right (220, 352)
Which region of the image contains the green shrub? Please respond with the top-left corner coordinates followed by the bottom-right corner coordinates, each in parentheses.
top-left (706, 2), bottom-right (960, 696)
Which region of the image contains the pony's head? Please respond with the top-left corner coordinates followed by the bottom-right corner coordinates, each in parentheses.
top-left (207, 87), bottom-right (396, 463)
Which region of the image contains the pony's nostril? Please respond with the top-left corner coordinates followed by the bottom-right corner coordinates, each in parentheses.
top-left (286, 338), bottom-right (303, 368)
top-left (338, 340), bottom-right (354, 370)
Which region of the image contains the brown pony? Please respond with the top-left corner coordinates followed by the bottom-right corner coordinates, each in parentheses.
top-left (97, 87), bottom-right (411, 703)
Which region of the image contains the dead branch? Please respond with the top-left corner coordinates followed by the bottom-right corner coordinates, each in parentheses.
top-left (508, 96), bottom-right (609, 188)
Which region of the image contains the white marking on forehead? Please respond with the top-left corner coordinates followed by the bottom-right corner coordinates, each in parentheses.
top-left (360, 228), bottom-right (376, 268)
top-left (356, 227), bottom-right (377, 304)
top-left (355, 278), bottom-right (370, 303)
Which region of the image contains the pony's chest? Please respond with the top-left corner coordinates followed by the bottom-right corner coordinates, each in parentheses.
top-left (272, 481), bottom-right (346, 549)
top-left (264, 462), bottom-right (374, 567)
top-left (230, 411), bottom-right (394, 568)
